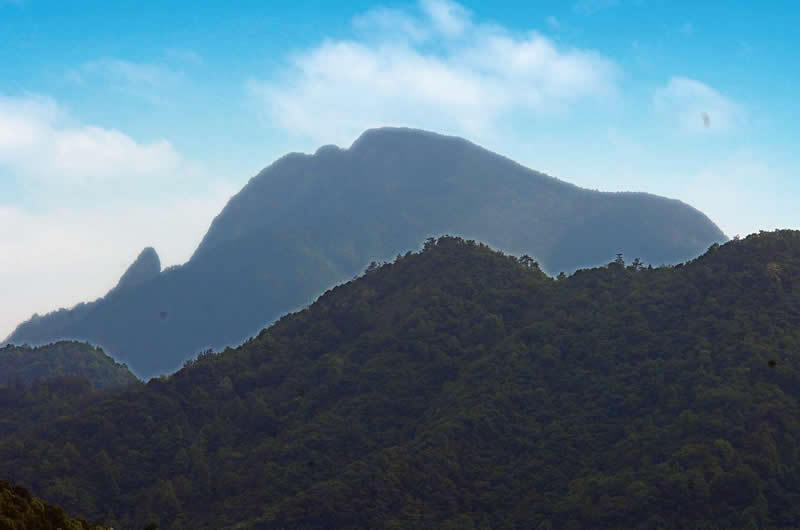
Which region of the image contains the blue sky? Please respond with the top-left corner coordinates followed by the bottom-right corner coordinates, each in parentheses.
top-left (1, 0), bottom-right (798, 338)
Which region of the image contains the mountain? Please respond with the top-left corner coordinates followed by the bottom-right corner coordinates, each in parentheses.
top-left (0, 479), bottom-right (110, 530)
top-left (0, 341), bottom-right (139, 389)
top-left (6, 127), bottom-right (727, 378)
top-left (109, 246), bottom-right (161, 296)
top-left (1, 231), bottom-right (798, 529)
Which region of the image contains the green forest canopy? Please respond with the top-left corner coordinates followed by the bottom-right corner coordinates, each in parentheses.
top-left (0, 479), bottom-right (109, 530)
top-left (0, 341), bottom-right (139, 390)
top-left (1, 230), bottom-right (798, 529)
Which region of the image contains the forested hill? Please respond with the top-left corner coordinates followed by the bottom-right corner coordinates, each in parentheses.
top-left (2, 231), bottom-right (798, 529)
top-left (0, 341), bottom-right (139, 389)
top-left (6, 127), bottom-right (727, 378)
top-left (0, 479), bottom-right (110, 530)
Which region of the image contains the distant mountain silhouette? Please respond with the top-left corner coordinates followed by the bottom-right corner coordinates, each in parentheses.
top-left (5, 127), bottom-right (727, 377)
top-left (109, 246), bottom-right (160, 296)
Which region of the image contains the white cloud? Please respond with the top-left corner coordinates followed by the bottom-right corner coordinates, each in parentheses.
top-left (249, 0), bottom-right (619, 146)
top-left (353, 7), bottom-right (429, 42)
top-left (420, 0), bottom-right (472, 37)
top-left (0, 93), bottom-right (237, 340)
top-left (653, 76), bottom-right (744, 133)
top-left (0, 94), bottom-right (187, 192)
top-left (0, 186), bottom-right (236, 341)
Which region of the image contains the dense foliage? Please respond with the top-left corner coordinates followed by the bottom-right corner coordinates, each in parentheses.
top-left (0, 341), bottom-right (139, 389)
top-left (6, 127), bottom-right (726, 377)
top-left (2, 231), bottom-right (797, 529)
top-left (0, 479), bottom-right (108, 530)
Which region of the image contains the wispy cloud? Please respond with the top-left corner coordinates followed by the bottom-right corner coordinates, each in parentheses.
top-left (420, 0), bottom-right (472, 37)
top-left (653, 76), bottom-right (744, 134)
top-left (0, 94), bottom-right (186, 193)
top-left (0, 92), bottom-right (239, 340)
top-left (352, 7), bottom-right (430, 43)
top-left (248, 0), bottom-right (619, 145)
top-left (67, 58), bottom-right (186, 105)
top-left (546, 16), bottom-right (561, 30)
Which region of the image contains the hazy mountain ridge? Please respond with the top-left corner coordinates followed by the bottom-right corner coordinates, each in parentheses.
top-left (109, 246), bottom-right (161, 296)
top-left (196, 127), bottom-right (725, 270)
top-left (1, 230), bottom-right (798, 529)
top-left (6, 127), bottom-right (727, 377)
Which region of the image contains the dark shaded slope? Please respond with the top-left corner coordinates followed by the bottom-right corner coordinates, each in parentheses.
top-left (0, 479), bottom-right (109, 530)
top-left (7, 128), bottom-right (727, 377)
top-left (1, 231), bottom-right (798, 529)
top-left (0, 341), bottom-right (138, 389)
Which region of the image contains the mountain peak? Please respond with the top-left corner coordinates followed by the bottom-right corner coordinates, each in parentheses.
top-left (8, 128), bottom-right (729, 378)
top-left (349, 126), bottom-right (464, 152)
top-left (113, 247), bottom-right (160, 293)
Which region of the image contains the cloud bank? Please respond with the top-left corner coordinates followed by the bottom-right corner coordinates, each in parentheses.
top-left (653, 76), bottom-right (744, 134)
top-left (0, 94), bottom-right (184, 192)
top-left (249, 0), bottom-right (619, 145)
top-left (0, 189), bottom-right (235, 341)
top-left (0, 94), bottom-right (235, 340)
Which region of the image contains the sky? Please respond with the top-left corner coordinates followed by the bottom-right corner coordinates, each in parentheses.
top-left (1, 0), bottom-right (798, 339)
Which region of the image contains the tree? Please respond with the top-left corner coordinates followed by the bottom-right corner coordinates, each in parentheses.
top-left (365, 261), bottom-right (380, 274)
top-left (519, 254), bottom-right (539, 270)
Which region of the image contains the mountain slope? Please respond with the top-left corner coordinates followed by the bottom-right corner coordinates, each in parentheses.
top-left (0, 341), bottom-right (139, 389)
top-left (6, 127), bottom-right (727, 377)
top-left (1, 231), bottom-right (798, 529)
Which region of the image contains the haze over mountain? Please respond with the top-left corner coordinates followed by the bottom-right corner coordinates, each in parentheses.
top-left (1, 231), bottom-right (797, 529)
top-left (6, 128), bottom-right (727, 378)
top-left (109, 247), bottom-right (161, 296)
